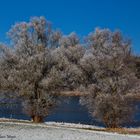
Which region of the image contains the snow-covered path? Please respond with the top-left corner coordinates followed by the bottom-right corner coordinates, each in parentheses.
top-left (0, 122), bottom-right (140, 140)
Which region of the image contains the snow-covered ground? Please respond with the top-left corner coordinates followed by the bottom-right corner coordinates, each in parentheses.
top-left (0, 119), bottom-right (140, 140)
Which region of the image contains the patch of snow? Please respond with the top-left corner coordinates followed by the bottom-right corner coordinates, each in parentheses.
top-left (45, 121), bottom-right (104, 129)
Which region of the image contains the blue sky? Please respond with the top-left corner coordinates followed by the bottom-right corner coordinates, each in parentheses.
top-left (0, 0), bottom-right (140, 54)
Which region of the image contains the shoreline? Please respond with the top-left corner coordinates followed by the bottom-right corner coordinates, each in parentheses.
top-left (0, 118), bottom-right (140, 140)
top-left (0, 121), bottom-right (140, 140)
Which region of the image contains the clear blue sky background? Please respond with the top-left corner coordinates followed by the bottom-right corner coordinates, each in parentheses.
top-left (0, 0), bottom-right (140, 54)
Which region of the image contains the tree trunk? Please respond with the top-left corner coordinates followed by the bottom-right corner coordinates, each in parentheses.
top-left (32, 115), bottom-right (44, 123)
top-left (103, 116), bottom-right (115, 128)
top-left (103, 117), bottom-right (119, 128)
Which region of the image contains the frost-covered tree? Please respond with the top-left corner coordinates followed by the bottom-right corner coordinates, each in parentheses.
top-left (58, 33), bottom-right (85, 90)
top-left (80, 29), bottom-right (140, 128)
top-left (0, 17), bottom-right (62, 122)
top-left (1, 17), bottom-right (139, 126)
top-left (134, 56), bottom-right (140, 79)
top-left (0, 17), bottom-right (84, 123)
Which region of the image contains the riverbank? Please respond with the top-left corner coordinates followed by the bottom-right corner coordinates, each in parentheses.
top-left (0, 119), bottom-right (140, 140)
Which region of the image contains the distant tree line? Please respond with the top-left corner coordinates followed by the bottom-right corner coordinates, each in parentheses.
top-left (0, 17), bottom-right (140, 127)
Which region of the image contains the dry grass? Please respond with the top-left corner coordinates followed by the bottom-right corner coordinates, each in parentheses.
top-left (79, 127), bottom-right (140, 135)
top-left (105, 128), bottom-right (140, 135)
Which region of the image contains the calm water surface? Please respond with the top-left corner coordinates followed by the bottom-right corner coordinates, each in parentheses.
top-left (0, 96), bottom-right (140, 127)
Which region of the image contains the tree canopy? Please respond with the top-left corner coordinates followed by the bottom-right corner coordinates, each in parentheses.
top-left (0, 17), bottom-right (140, 126)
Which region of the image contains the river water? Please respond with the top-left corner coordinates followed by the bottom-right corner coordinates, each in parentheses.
top-left (0, 96), bottom-right (140, 127)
